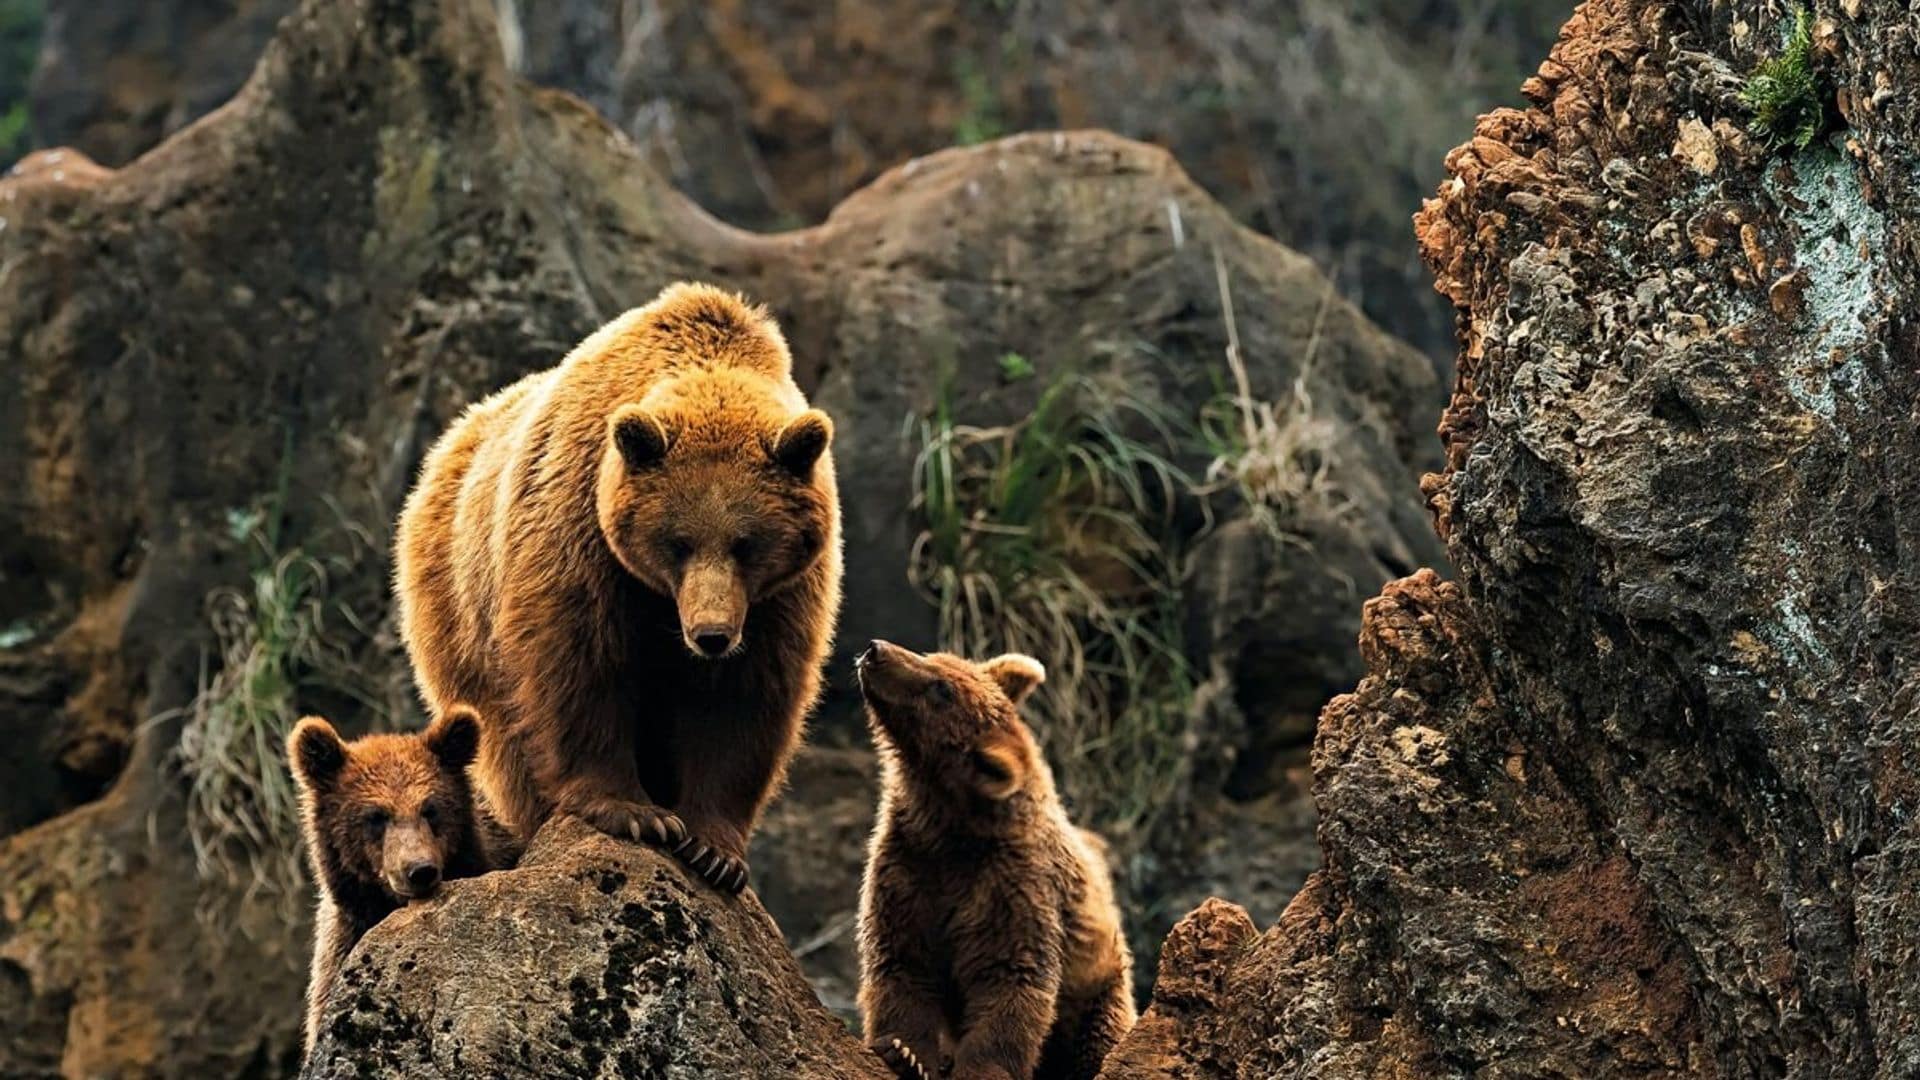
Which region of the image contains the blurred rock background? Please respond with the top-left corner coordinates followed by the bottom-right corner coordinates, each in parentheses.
top-left (0, 0), bottom-right (1558, 1074)
top-left (1, 0), bottom-right (1564, 362)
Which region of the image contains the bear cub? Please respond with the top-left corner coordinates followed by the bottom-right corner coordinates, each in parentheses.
top-left (287, 707), bottom-right (519, 1053)
top-left (856, 641), bottom-right (1136, 1080)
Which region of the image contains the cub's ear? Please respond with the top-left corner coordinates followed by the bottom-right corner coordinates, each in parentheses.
top-left (288, 716), bottom-right (348, 789)
top-left (969, 736), bottom-right (1027, 801)
top-left (425, 706), bottom-right (482, 771)
top-left (770, 409), bottom-right (833, 477)
top-left (981, 653), bottom-right (1046, 705)
top-left (610, 406), bottom-right (671, 470)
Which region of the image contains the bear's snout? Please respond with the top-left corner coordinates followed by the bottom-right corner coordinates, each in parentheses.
top-left (689, 624), bottom-right (740, 657)
top-left (678, 558), bottom-right (747, 659)
top-left (382, 819), bottom-right (443, 900)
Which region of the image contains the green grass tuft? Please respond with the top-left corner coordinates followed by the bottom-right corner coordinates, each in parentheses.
top-left (1740, 8), bottom-right (1826, 151)
top-left (909, 368), bottom-right (1197, 849)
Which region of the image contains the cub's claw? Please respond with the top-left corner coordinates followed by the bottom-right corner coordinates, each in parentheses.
top-left (571, 798), bottom-right (686, 850)
top-left (871, 1038), bottom-right (932, 1080)
top-left (671, 836), bottom-right (750, 894)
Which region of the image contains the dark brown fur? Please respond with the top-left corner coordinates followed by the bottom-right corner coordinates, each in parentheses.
top-left (287, 707), bottom-right (519, 1055)
top-left (394, 282), bottom-right (842, 893)
top-left (856, 642), bottom-right (1136, 1080)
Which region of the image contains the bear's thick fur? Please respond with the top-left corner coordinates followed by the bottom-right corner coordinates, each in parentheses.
top-left (395, 282), bottom-right (841, 893)
top-left (287, 707), bottom-right (517, 1054)
top-left (855, 641), bottom-right (1136, 1080)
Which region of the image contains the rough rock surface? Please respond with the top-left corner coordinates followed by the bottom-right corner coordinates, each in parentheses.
top-left (302, 818), bottom-right (889, 1079)
top-left (23, 0), bottom-right (1562, 361)
top-left (1103, 0), bottom-right (1920, 1076)
top-left (0, 0), bottom-right (1442, 1073)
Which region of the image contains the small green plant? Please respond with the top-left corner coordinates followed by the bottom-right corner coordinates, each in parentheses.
top-left (1740, 8), bottom-right (1826, 151)
top-left (997, 351), bottom-right (1036, 383)
top-left (909, 368), bottom-right (1197, 848)
top-left (952, 56), bottom-right (1004, 146)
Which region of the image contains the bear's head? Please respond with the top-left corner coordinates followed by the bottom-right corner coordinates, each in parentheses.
top-left (287, 707), bottom-right (482, 904)
top-left (596, 385), bottom-right (835, 659)
top-left (855, 639), bottom-right (1047, 803)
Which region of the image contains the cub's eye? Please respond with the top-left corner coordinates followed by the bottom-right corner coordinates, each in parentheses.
top-left (927, 679), bottom-right (955, 705)
top-left (421, 803), bottom-right (441, 825)
top-left (363, 810), bottom-right (390, 833)
top-left (730, 536), bottom-right (758, 563)
top-left (665, 537), bottom-right (694, 565)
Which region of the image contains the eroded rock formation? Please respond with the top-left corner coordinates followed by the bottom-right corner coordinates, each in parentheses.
top-left (22, 0), bottom-right (1564, 362)
top-left (0, 0), bottom-right (1442, 1072)
top-left (1104, 0), bottom-right (1920, 1076)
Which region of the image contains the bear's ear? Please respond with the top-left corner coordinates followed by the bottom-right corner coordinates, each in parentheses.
top-left (969, 736), bottom-right (1027, 801)
top-left (610, 406), bottom-right (671, 470)
top-left (425, 706), bottom-right (481, 771)
top-left (981, 653), bottom-right (1046, 705)
top-left (770, 410), bottom-right (833, 477)
top-left (288, 716), bottom-right (348, 789)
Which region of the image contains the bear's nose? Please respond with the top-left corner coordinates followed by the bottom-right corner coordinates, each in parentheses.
top-left (691, 626), bottom-right (737, 657)
top-left (405, 863), bottom-right (441, 892)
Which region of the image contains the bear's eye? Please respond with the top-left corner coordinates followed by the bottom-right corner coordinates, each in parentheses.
top-left (421, 803), bottom-right (441, 826)
top-left (730, 536), bottom-right (758, 563)
top-left (927, 679), bottom-right (955, 706)
top-left (363, 809), bottom-right (390, 834)
top-left (665, 537), bottom-right (694, 565)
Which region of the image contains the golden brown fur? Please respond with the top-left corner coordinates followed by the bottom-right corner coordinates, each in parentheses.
top-left (287, 707), bottom-right (518, 1055)
top-left (394, 282), bottom-right (842, 893)
top-left (856, 642), bottom-right (1135, 1080)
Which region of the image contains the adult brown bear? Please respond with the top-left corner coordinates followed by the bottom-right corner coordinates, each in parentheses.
top-left (395, 282), bottom-right (841, 893)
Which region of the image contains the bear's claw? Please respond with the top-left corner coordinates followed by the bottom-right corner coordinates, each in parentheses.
top-left (571, 797), bottom-right (687, 850)
top-left (671, 837), bottom-right (749, 894)
top-left (871, 1038), bottom-right (933, 1080)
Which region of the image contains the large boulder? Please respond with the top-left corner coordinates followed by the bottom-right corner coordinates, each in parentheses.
top-left (302, 819), bottom-right (890, 1080)
top-left (0, 0), bottom-right (1444, 1073)
top-left (1104, 0), bottom-right (1920, 1075)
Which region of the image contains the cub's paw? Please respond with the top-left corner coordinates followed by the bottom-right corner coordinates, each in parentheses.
top-left (568, 797), bottom-right (688, 849)
top-left (870, 1038), bottom-right (933, 1080)
top-left (671, 835), bottom-right (750, 894)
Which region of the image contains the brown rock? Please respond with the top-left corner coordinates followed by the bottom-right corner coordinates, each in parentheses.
top-left (301, 818), bottom-right (890, 1079)
top-left (1107, 0), bottom-right (1920, 1073)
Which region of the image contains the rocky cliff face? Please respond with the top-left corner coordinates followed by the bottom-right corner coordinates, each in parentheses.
top-left (0, 0), bottom-right (1442, 1073)
top-left (1103, 0), bottom-right (1920, 1076)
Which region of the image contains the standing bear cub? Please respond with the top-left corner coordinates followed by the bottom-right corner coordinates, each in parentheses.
top-left (395, 282), bottom-right (841, 893)
top-left (287, 707), bottom-right (518, 1054)
top-left (856, 641), bottom-right (1135, 1080)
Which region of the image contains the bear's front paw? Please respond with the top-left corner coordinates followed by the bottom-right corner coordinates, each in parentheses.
top-left (671, 835), bottom-right (750, 894)
top-left (870, 1038), bottom-right (933, 1080)
top-left (568, 797), bottom-right (688, 849)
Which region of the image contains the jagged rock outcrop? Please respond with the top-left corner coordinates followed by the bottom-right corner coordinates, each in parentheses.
top-left (302, 819), bottom-right (890, 1079)
top-left (1104, 0), bottom-right (1920, 1076)
top-left (0, 0), bottom-right (1443, 1073)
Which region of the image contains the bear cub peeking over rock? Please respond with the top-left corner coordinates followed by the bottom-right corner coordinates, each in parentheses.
top-left (395, 281), bottom-right (841, 895)
top-left (287, 707), bottom-right (518, 1054)
top-left (856, 641), bottom-right (1135, 1080)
